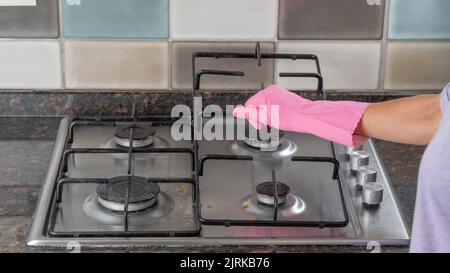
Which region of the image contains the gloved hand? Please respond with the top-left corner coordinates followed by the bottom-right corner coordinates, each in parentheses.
top-left (233, 85), bottom-right (370, 148)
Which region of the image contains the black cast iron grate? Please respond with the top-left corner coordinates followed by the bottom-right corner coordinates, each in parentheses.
top-left (192, 42), bottom-right (349, 228)
top-left (45, 114), bottom-right (200, 238)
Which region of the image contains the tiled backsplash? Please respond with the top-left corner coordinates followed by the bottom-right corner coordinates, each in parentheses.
top-left (0, 0), bottom-right (449, 92)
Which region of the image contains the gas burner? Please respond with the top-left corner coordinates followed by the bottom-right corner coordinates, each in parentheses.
top-left (96, 176), bottom-right (160, 212)
top-left (231, 137), bottom-right (297, 160)
top-left (83, 191), bottom-right (175, 225)
top-left (114, 124), bottom-right (156, 148)
top-left (244, 125), bottom-right (283, 151)
top-left (244, 136), bottom-right (280, 151)
top-left (255, 182), bottom-right (290, 206)
top-left (242, 193), bottom-right (305, 219)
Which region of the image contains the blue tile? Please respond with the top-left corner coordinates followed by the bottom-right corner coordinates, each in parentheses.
top-left (63, 0), bottom-right (168, 39)
top-left (389, 0), bottom-right (450, 39)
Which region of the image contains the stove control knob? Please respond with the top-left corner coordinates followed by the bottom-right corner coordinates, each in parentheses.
top-left (350, 150), bottom-right (370, 172)
top-left (345, 146), bottom-right (362, 160)
top-left (356, 166), bottom-right (378, 190)
top-left (362, 182), bottom-right (384, 207)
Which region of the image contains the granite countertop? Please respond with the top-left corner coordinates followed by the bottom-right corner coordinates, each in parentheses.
top-left (0, 115), bottom-right (426, 253)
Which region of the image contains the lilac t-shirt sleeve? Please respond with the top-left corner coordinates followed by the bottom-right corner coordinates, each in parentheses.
top-left (440, 83), bottom-right (450, 112)
top-left (411, 82), bottom-right (450, 253)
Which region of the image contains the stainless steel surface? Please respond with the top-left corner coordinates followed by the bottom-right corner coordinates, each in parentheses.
top-left (356, 166), bottom-right (378, 190)
top-left (28, 117), bottom-right (410, 247)
top-left (197, 120), bottom-right (347, 225)
top-left (350, 150), bottom-right (370, 171)
top-left (362, 182), bottom-right (384, 206)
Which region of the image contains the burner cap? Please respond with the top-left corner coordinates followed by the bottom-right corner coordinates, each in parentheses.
top-left (256, 182), bottom-right (290, 206)
top-left (114, 124), bottom-right (156, 148)
top-left (244, 128), bottom-right (284, 151)
top-left (96, 176), bottom-right (160, 212)
top-left (244, 137), bottom-right (279, 151)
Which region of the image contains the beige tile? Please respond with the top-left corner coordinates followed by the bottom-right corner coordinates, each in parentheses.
top-left (277, 42), bottom-right (381, 91)
top-left (385, 43), bottom-right (450, 90)
top-left (65, 41), bottom-right (168, 90)
top-left (171, 42), bottom-right (275, 90)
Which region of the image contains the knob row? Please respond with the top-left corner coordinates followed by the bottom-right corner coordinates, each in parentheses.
top-left (348, 149), bottom-right (384, 207)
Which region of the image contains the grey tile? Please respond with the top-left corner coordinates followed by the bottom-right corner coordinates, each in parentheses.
top-left (0, 0), bottom-right (59, 38)
top-left (385, 42), bottom-right (450, 90)
top-left (278, 0), bottom-right (385, 40)
top-left (171, 42), bottom-right (275, 90)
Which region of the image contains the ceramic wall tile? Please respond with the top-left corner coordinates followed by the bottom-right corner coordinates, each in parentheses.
top-left (385, 42), bottom-right (450, 90)
top-left (278, 0), bottom-right (385, 40)
top-left (0, 0), bottom-right (36, 6)
top-left (64, 41), bottom-right (168, 90)
top-left (171, 0), bottom-right (278, 40)
top-left (171, 42), bottom-right (275, 90)
top-left (0, 0), bottom-right (59, 38)
top-left (389, 0), bottom-right (450, 40)
top-left (0, 41), bottom-right (61, 89)
top-left (276, 42), bottom-right (381, 90)
top-left (63, 0), bottom-right (169, 39)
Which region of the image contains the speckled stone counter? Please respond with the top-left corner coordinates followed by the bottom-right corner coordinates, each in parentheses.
top-left (0, 91), bottom-right (430, 253)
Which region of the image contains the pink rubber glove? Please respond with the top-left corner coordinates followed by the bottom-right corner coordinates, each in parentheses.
top-left (233, 85), bottom-right (370, 148)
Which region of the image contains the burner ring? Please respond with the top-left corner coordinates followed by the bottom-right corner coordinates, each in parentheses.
top-left (96, 176), bottom-right (160, 212)
top-left (96, 196), bottom-right (157, 212)
top-left (244, 138), bottom-right (279, 151)
top-left (114, 124), bottom-right (156, 148)
top-left (244, 131), bottom-right (284, 151)
top-left (256, 182), bottom-right (290, 206)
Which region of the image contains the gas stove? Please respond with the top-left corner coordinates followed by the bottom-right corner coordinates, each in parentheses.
top-left (28, 44), bottom-right (409, 247)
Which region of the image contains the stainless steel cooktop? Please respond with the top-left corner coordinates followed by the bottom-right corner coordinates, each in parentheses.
top-left (27, 116), bottom-right (409, 247)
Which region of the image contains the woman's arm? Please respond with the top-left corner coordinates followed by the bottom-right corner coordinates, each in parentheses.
top-left (355, 94), bottom-right (442, 145)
